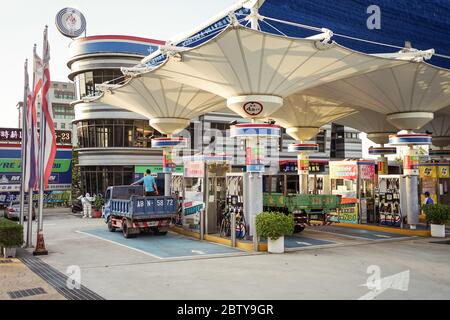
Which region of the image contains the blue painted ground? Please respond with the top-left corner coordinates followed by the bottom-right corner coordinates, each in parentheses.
top-left (312, 226), bottom-right (411, 240)
top-left (284, 236), bottom-right (335, 249)
top-left (82, 228), bottom-right (242, 259)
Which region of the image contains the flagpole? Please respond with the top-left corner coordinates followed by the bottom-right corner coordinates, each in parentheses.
top-left (34, 26), bottom-right (49, 256)
top-left (26, 44), bottom-right (38, 248)
top-left (19, 60), bottom-right (29, 227)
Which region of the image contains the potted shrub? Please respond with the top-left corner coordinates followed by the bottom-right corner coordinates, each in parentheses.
top-left (256, 212), bottom-right (294, 254)
top-left (0, 218), bottom-right (24, 258)
top-left (92, 194), bottom-right (105, 219)
top-left (423, 204), bottom-right (449, 238)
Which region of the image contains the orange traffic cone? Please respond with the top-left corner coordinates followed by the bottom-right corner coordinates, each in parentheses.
top-left (33, 231), bottom-right (48, 256)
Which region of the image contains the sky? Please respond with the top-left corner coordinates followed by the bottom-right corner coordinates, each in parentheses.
top-left (0, 0), bottom-right (377, 157)
top-left (0, 0), bottom-right (236, 128)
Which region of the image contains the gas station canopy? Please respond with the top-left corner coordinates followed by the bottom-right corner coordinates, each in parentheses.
top-left (304, 60), bottom-right (450, 130)
top-left (269, 94), bottom-right (356, 141)
top-left (140, 25), bottom-right (408, 120)
top-left (421, 108), bottom-right (450, 148)
top-left (93, 72), bottom-right (225, 135)
top-left (335, 108), bottom-right (398, 145)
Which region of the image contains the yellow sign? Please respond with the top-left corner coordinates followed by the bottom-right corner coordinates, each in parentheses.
top-left (419, 165), bottom-right (437, 178)
top-left (438, 165), bottom-right (450, 178)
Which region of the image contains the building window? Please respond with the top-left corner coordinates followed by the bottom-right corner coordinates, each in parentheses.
top-left (80, 166), bottom-right (135, 195)
top-left (53, 103), bottom-right (75, 120)
top-left (77, 119), bottom-right (161, 149)
top-left (74, 69), bottom-right (124, 99)
top-left (316, 130), bottom-right (326, 153)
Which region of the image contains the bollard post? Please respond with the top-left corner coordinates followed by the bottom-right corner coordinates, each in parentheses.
top-left (253, 217), bottom-right (259, 252)
top-left (200, 208), bottom-right (205, 241)
top-left (231, 209), bottom-right (236, 248)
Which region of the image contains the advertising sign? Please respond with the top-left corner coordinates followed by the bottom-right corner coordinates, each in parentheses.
top-left (0, 147), bottom-right (72, 193)
top-left (404, 150), bottom-right (419, 176)
top-left (298, 159), bottom-right (309, 174)
top-left (243, 102), bottom-right (263, 116)
top-left (55, 7), bottom-right (87, 39)
top-left (330, 162), bottom-right (358, 180)
top-left (360, 163), bottom-right (375, 180)
top-left (438, 165), bottom-right (450, 178)
top-left (0, 128), bottom-right (72, 145)
top-left (419, 165), bottom-right (438, 178)
top-left (246, 146), bottom-right (265, 173)
top-left (163, 150), bottom-right (177, 173)
top-left (184, 161), bottom-right (205, 178)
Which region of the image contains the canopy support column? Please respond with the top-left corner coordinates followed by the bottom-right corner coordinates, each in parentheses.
top-left (231, 123), bottom-right (281, 251)
top-left (390, 133), bottom-right (432, 230)
top-left (289, 144), bottom-right (320, 195)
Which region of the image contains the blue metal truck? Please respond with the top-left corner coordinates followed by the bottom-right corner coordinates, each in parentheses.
top-left (103, 186), bottom-right (178, 238)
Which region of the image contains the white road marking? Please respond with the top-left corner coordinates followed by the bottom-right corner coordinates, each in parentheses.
top-left (191, 250), bottom-right (206, 255)
top-left (296, 241), bottom-right (312, 246)
top-left (75, 231), bottom-right (163, 260)
top-left (373, 234), bottom-right (391, 238)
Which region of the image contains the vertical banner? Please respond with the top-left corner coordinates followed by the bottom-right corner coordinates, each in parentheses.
top-left (246, 139), bottom-right (264, 173)
top-left (404, 148), bottom-right (419, 176)
top-left (378, 158), bottom-right (388, 175)
top-left (163, 149), bottom-right (176, 173)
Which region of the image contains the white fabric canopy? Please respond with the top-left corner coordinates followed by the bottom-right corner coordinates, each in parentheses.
top-left (304, 62), bottom-right (450, 116)
top-left (143, 25), bottom-right (408, 99)
top-left (270, 94), bottom-right (356, 128)
top-left (94, 73), bottom-right (225, 134)
top-left (420, 108), bottom-right (450, 147)
top-left (269, 94), bottom-right (356, 140)
top-left (335, 108), bottom-right (398, 135)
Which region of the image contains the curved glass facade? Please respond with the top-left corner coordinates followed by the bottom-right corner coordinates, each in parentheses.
top-left (77, 119), bottom-right (162, 149)
top-left (74, 69), bottom-right (124, 99)
top-left (81, 166), bottom-right (135, 196)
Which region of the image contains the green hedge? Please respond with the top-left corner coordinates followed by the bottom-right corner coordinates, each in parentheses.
top-left (256, 212), bottom-right (294, 240)
top-left (0, 218), bottom-right (24, 248)
top-left (422, 204), bottom-right (450, 225)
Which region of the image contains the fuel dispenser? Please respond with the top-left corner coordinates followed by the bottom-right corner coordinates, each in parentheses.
top-left (181, 155), bottom-right (231, 234)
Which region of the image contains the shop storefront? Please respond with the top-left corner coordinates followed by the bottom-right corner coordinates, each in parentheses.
top-left (419, 162), bottom-right (450, 206)
top-left (329, 160), bottom-right (376, 224)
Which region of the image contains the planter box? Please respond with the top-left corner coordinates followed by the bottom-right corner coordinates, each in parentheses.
top-left (91, 210), bottom-right (102, 219)
top-left (268, 236), bottom-right (284, 254)
top-left (3, 247), bottom-right (17, 258)
top-left (431, 224), bottom-right (446, 238)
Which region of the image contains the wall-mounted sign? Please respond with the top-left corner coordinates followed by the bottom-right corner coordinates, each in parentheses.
top-left (243, 102), bottom-right (263, 116)
top-left (0, 128), bottom-right (71, 145)
top-left (56, 7), bottom-right (87, 39)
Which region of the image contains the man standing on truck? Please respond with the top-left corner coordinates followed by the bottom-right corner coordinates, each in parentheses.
top-left (132, 169), bottom-right (159, 196)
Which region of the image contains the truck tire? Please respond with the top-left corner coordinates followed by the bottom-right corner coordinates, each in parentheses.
top-left (122, 223), bottom-right (136, 239)
top-left (151, 227), bottom-right (168, 236)
top-left (294, 225), bottom-right (305, 233)
top-left (108, 218), bottom-right (116, 232)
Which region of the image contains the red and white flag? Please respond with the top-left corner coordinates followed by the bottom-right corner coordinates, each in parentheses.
top-left (24, 46), bottom-right (42, 192)
top-left (39, 27), bottom-right (56, 189)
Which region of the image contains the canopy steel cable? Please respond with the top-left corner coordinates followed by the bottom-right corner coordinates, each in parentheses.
top-left (262, 15), bottom-right (450, 61)
top-left (260, 18), bottom-right (287, 37)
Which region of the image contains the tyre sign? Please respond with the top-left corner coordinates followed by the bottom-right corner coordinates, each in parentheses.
top-left (55, 8), bottom-right (86, 39)
top-left (243, 102), bottom-right (263, 116)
